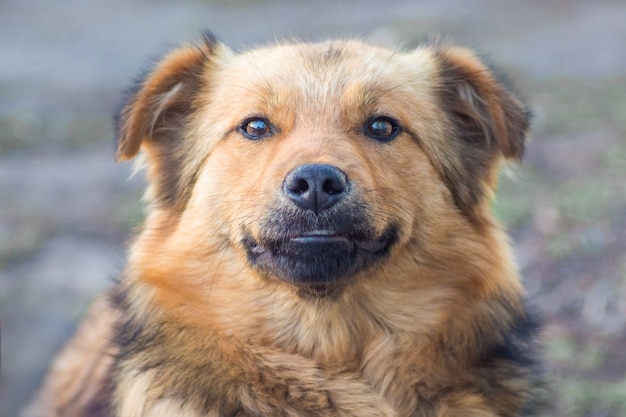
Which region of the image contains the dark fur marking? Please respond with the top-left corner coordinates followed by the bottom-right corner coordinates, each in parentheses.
top-left (475, 302), bottom-right (548, 416)
top-left (81, 378), bottom-right (113, 417)
top-left (322, 42), bottom-right (345, 64)
top-left (114, 33), bottom-right (221, 212)
top-left (436, 58), bottom-right (498, 216)
top-left (433, 49), bottom-right (530, 222)
top-left (487, 307), bottom-right (541, 367)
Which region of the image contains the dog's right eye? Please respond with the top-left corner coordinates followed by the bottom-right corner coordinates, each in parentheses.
top-left (239, 117), bottom-right (273, 140)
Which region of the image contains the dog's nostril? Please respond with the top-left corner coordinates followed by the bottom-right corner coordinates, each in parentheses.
top-left (290, 178), bottom-right (309, 195)
top-left (323, 178), bottom-right (343, 195)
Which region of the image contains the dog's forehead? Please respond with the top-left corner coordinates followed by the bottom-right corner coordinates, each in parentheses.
top-left (236, 40), bottom-right (396, 73)
top-left (216, 41), bottom-right (437, 104)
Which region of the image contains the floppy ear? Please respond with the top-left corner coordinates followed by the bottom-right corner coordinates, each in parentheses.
top-left (115, 32), bottom-right (225, 209)
top-left (432, 46), bottom-right (531, 222)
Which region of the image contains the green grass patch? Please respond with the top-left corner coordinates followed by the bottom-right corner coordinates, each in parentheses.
top-left (528, 77), bottom-right (626, 137)
top-left (546, 336), bottom-right (626, 416)
top-left (556, 180), bottom-right (613, 224)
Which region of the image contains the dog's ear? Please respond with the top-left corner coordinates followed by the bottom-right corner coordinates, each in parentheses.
top-left (115, 33), bottom-right (226, 209)
top-left (115, 33), bottom-right (222, 162)
top-left (432, 46), bottom-right (531, 222)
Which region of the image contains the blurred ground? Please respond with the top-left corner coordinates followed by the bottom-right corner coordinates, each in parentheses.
top-left (1, 1), bottom-right (625, 416)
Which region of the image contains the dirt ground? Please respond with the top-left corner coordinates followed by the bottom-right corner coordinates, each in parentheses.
top-left (1, 1), bottom-right (625, 416)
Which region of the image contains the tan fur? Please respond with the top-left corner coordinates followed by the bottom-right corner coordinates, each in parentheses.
top-left (29, 35), bottom-right (544, 417)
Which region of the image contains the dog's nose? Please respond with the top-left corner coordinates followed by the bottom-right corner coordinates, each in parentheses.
top-left (283, 164), bottom-right (348, 213)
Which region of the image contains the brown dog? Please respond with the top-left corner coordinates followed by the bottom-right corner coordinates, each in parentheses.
top-left (27, 33), bottom-right (545, 417)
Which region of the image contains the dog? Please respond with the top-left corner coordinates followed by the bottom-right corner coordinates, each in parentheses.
top-left (26, 32), bottom-right (545, 417)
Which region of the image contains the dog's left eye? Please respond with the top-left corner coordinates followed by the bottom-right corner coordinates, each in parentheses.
top-left (364, 117), bottom-right (401, 142)
top-left (239, 117), bottom-right (273, 140)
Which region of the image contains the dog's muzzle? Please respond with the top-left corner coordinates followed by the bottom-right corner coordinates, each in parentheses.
top-left (243, 164), bottom-right (397, 292)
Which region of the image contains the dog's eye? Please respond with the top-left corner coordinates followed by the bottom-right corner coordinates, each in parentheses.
top-left (364, 117), bottom-right (400, 142)
top-left (239, 117), bottom-right (273, 140)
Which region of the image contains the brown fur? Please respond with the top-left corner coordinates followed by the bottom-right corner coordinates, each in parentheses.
top-left (28, 34), bottom-right (545, 417)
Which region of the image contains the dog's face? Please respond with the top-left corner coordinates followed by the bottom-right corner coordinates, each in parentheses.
top-left (199, 42), bottom-right (445, 291)
top-left (116, 35), bottom-right (528, 300)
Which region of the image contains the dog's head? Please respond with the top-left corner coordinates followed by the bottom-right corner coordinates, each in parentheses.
top-left (116, 33), bottom-right (529, 298)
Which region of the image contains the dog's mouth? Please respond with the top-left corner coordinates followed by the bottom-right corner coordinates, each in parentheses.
top-left (243, 225), bottom-right (397, 291)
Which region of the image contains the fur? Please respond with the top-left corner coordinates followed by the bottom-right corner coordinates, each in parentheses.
top-left (27, 34), bottom-right (546, 417)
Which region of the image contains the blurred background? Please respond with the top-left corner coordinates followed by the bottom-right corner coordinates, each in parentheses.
top-left (1, 0), bottom-right (625, 416)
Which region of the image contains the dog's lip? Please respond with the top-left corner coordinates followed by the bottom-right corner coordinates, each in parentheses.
top-left (290, 230), bottom-right (346, 245)
top-left (246, 228), bottom-right (394, 255)
top-left (290, 235), bottom-right (349, 244)
top-left (243, 225), bottom-right (398, 288)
